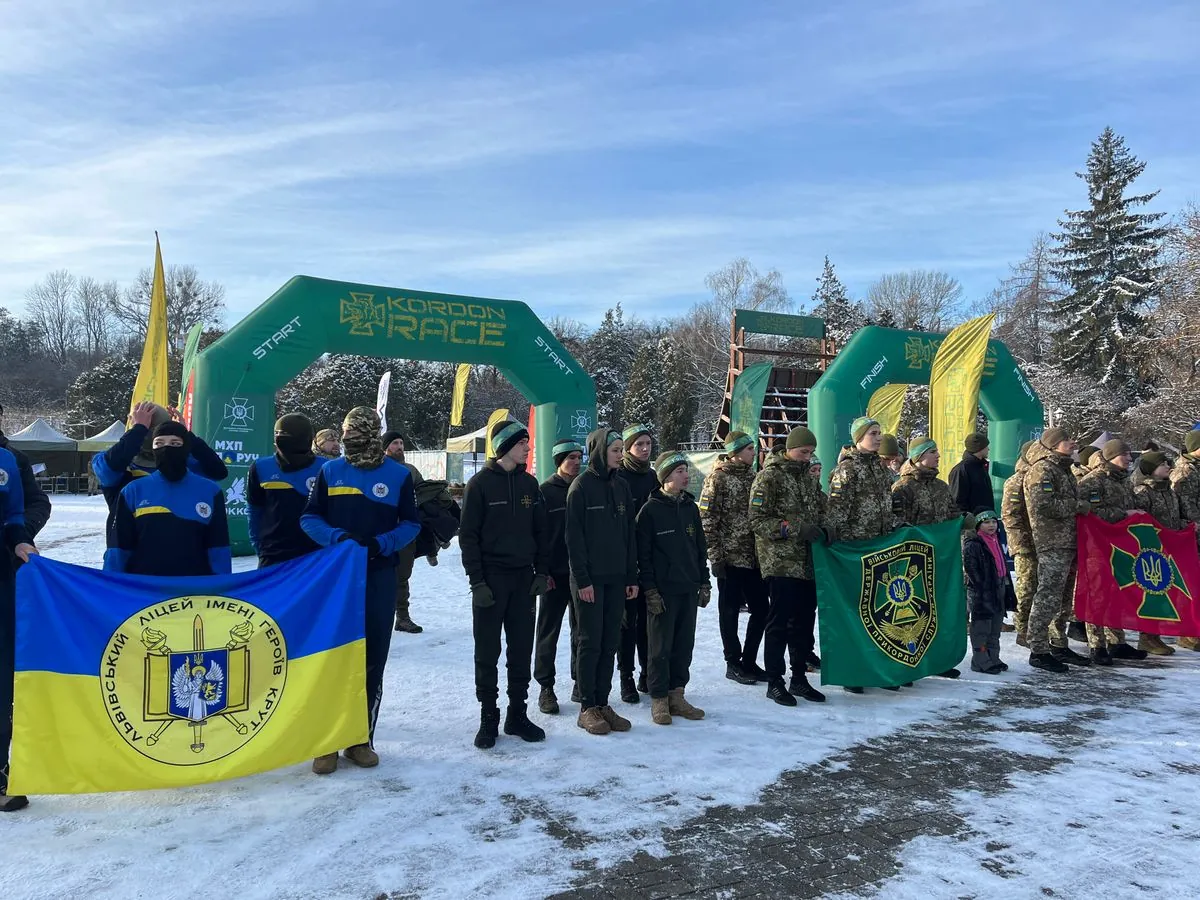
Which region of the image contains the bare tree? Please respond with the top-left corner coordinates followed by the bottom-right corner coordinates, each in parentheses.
top-left (867, 270), bottom-right (962, 331)
top-left (976, 234), bottom-right (1066, 365)
top-left (110, 264), bottom-right (226, 349)
top-left (73, 276), bottom-right (117, 365)
top-left (25, 269), bottom-right (80, 363)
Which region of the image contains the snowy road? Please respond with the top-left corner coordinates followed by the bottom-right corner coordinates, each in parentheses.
top-left (3, 496), bottom-right (1199, 899)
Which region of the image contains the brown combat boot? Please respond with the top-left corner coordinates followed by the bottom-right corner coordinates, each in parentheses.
top-left (1138, 633), bottom-right (1174, 656)
top-left (1178, 636), bottom-right (1200, 651)
top-left (312, 753), bottom-right (338, 775)
top-left (577, 706), bottom-right (611, 735)
top-left (598, 705), bottom-right (632, 732)
top-left (651, 696), bottom-right (672, 725)
top-left (343, 744), bottom-right (379, 768)
top-left (668, 688), bottom-right (705, 720)
top-left (1015, 632), bottom-right (1029, 648)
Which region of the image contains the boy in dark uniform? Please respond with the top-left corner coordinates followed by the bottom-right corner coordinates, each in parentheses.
top-left (247, 414), bottom-right (323, 567)
top-left (615, 423), bottom-right (657, 702)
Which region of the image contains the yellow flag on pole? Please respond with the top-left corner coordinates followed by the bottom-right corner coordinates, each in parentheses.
top-left (450, 364), bottom-right (471, 427)
top-left (129, 233), bottom-right (170, 415)
top-left (485, 408), bottom-right (510, 459)
top-left (929, 314), bottom-right (995, 482)
top-left (866, 383), bottom-right (908, 437)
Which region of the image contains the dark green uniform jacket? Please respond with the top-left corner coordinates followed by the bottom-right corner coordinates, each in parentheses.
top-left (458, 461), bottom-right (549, 584)
top-left (636, 488), bottom-right (709, 595)
top-left (566, 429), bottom-right (638, 589)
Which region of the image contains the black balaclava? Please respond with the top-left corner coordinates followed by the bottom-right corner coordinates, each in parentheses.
top-left (275, 413), bottom-right (316, 471)
top-left (152, 421), bottom-right (192, 482)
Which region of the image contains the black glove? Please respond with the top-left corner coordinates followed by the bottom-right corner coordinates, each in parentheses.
top-left (821, 524), bottom-right (837, 545)
top-left (471, 583), bottom-right (495, 608)
top-left (645, 588), bottom-right (665, 615)
top-left (427, 554), bottom-right (439, 567)
top-left (796, 522), bottom-right (825, 542)
top-left (530, 574), bottom-right (549, 596)
top-left (698, 584), bottom-right (712, 608)
top-left (350, 534), bottom-right (382, 558)
top-left (711, 561), bottom-right (727, 580)
top-left (1076, 500), bottom-right (1092, 516)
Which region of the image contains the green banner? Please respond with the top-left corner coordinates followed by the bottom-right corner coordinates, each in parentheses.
top-left (734, 309), bottom-right (825, 339)
top-left (730, 362), bottom-right (772, 459)
top-left (813, 517), bottom-right (967, 687)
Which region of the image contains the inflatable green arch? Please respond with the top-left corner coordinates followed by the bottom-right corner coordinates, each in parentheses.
top-left (188, 276), bottom-right (596, 555)
top-left (808, 326), bottom-right (1043, 508)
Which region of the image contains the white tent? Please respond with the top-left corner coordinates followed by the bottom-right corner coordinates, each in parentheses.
top-left (446, 425), bottom-right (489, 453)
top-left (6, 417), bottom-right (77, 452)
top-left (78, 420), bottom-right (126, 452)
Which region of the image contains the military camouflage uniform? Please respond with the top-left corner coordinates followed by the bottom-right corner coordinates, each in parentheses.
top-left (1079, 463), bottom-right (1138, 649)
top-left (1023, 442), bottom-right (1084, 655)
top-left (1170, 454), bottom-right (1200, 548)
top-left (890, 461), bottom-right (961, 527)
top-left (749, 453), bottom-right (827, 681)
top-left (1001, 456), bottom-right (1035, 638)
top-left (700, 456), bottom-right (769, 668)
top-left (1135, 476), bottom-right (1185, 531)
top-left (827, 450), bottom-right (898, 541)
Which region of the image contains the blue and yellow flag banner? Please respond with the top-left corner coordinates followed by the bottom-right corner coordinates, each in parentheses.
top-left (929, 313), bottom-right (995, 483)
top-left (10, 543), bottom-right (368, 794)
top-left (813, 518), bottom-right (967, 687)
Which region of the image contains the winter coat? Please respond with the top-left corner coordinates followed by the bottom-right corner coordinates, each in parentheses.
top-left (891, 461), bottom-right (961, 527)
top-left (1079, 462), bottom-right (1136, 524)
top-left (749, 453), bottom-right (827, 580)
top-left (1000, 455), bottom-right (1033, 555)
top-left (1170, 454), bottom-right (1200, 527)
top-left (827, 449), bottom-right (898, 542)
top-left (540, 473), bottom-right (573, 577)
top-left (948, 452), bottom-right (995, 514)
top-left (565, 429), bottom-right (638, 588)
top-left (963, 533), bottom-right (1005, 618)
top-left (636, 488), bottom-right (709, 596)
top-left (458, 461), bottom-right (549, 584)
top-left (1022, 442), bottom-right (1082, 552)
top-left (413, 479), bottom-right (461, 558)
top-left (699, 456), bottom-right (757, 571)
top-left (0, 433), bottom-right (50, 538)
top-left (1134, 478), bottom-right (1185, 531)
top-left (616, 456), bottom-right (658, 515)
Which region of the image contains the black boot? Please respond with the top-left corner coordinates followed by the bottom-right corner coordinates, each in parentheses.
top-left (1109, 642), bottom-right (1148, 661)
top-left (881, 685), bottom-right (900, 691)
top-left (0, 793), bottom-right (30, 813)
top-left (570, 682), bottom-right (582, 704)
top-left (620, 674), bottom-right (640, 704)
top-left (1067, 621), bottom-right (1088, 643)
top-left (1091, 646), bottom-right (1113, 666)
top-left (843, 686), bottom-right (864, 694)
top-left (741, 661), bottom-right (769, 681)
top-left (788, 674), bottom-right (826, 703)
top-left (1051, 645), bottom-right (1091, 666)
top-left (538, 685), bottom-right (559, 715)
top-left (1029, 651), bottom-right (1068, 673)
top-left (636, 671), bottom-right (648, 694)
top-left (935, 668), bottom-right (961, 679)
top-left (474, 706), bottom-right (501, 749)
top-left (766, 678), bottom-right (797, 707)
top-left (504, 706), bottom-right (547, 743)
top-left (726, 662), bottom-right (758, 685)
top-left (806, 651), bottom-right (822, 671)
top-left (394, 616), bottom-right (424, 634)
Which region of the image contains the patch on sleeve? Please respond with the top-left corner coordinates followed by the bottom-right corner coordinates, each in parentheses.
top-left (699, 489), bottom-right (712, 512)
top-left (1041, 479), bottom-right (1055, 493)
top-left (751, 489), bottom-right (765, 508)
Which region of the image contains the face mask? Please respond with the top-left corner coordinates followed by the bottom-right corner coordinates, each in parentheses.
top-left (275, 434), bottom-right (311, 456)
top-left (154, 446), bottom-right (189, 482)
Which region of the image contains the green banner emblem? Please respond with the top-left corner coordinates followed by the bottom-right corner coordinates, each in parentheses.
top-left (860, 540), bottom-right (938, 667)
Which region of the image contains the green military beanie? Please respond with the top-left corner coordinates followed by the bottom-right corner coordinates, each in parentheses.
top-left (655, 451), bottom-right (689, 483)
top-left (964, 432), bottom-right (989, 453)
top-left (879, 433), bottom-right (901, 458)
top-left (850, 416), bottom-right (879, 443)
top-left (810, 455), bottom-right (822, 468)
top-left (726, 431), bottom-right (754, 455)
top-left (490, 420), bottom-right (529, 459)
top-left (786, 426), bottom-right (816, 450)
top-left (1077, 445), bottom-right (1100, 467)
top-left (1101, 439), bottom-right (1130, 462)
top-left (1040, 426), bottom-right (1069, 450)
top-left (1139, 451), bottom-right (1167, 477)
top-left (553, 440), bottom-right (583, 467)
top-left (908, 436), bottom-right (937, 462)
top-left (622, 423), bottom-right (652, 446)
top-left (974, 509), bottom-right (999, 530)
top-left (1186, 430), bottom-right (1200, 454)
top-left (1020, 439), bottom-right (1034, 459)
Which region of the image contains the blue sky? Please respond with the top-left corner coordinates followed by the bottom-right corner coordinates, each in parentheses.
top-left (3, 0), bottom-right (1199, 326)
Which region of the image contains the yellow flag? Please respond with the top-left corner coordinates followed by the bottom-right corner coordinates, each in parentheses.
top-left (450, 364), bottom-right (471, 427)
top-left (929, 314), bottom-right (995, 482)
top-left (129, 233), bottom-right (170, 415)
top-left (485, 408), bottom-right (510, 459)
top-left (866, 383), bottom-right (908, 437)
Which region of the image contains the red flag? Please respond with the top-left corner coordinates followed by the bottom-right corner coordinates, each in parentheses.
top-left (1075, 512), bottom-right (1200, 636)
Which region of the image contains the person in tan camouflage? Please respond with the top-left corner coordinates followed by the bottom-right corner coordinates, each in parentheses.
top-left (1170, 431), bottom-right (1200, 543)
top-left (700, 431), bottom-right (770, 685)
top-left (749, 426), bottom-right (828, 706)
top-left (1078, 440), bottom-right (1148, 664)
top-left (879, 433), bottom-right (903, 483)
top-left (1073, 444), bottom-right (1101, 481)
top-left (1132, 451), bottom-right (1190, 654)
top-left (1001, 441), bottom-right (1036, 647)
top-left (1023, 427), bottom-right (1092, 673)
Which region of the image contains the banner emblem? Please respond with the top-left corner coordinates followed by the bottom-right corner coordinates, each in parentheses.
top-left (1112, 523), bottom-right (1191, 621)
top-left (859, 540), bottom-right (938, 667)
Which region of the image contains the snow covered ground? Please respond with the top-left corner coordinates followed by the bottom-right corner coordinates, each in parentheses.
top-left (4, 496), bottom-right (1199, 900)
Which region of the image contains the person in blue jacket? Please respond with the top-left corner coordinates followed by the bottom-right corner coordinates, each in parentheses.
top-left (92, 402), bottom-right (228, 534)
top-left (301, 406), bottom-right (420, 776)
top-left (103, 422), bottom-right (232, 577)
top-left (247, 413), bottom-right (323, 567)
top-left (2, 447), bottom-right (41, 813)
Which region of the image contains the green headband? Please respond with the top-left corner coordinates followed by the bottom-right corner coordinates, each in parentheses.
top-left (553, 440), bottom-right (583, 457)
top-left (726, 434), bottom-right (754, 455)
top-left (622, 423), bottom-right (652, 444)
top-left (909, 438), bottom-right (937, 462)
top-left (606, 430), bottom-right (622, 447)
top-left (850, 416), bottom-right (879, 443)
top-left (490, 421), bottom-right (527, 456)
top-left (655, 452), bottom-right (690, 480)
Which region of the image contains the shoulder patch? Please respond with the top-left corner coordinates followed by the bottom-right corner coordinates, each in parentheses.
top-left (750, 487), bottom-right (765, 508)
top-left (1041, 480), bottom-right (1054, 492)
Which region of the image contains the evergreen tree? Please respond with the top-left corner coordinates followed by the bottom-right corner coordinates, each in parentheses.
top-left (66, 355), bottom-right (139, 435)
top-left (1051, 128), bottom-right (1169, 402)
top-left (810, 256), bottom-right (866, 347)
top-left (581, 304), bottom-right (637, 428)
top-left (657, 337), bottom-right (697, 449)
top-left (622, 338), bottom-right (662, 430)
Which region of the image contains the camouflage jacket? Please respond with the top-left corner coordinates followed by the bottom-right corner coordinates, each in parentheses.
top-left (1001, 456), bottom-right (1033, 555)
top-left (1023, 442), bottom-right (1081, 551)
top-left (827, 449), bottom-right (898, 542)
top-left (1170, 454), bottom-right (1200, 526)
top-left (891, 461), bottom-right (960, 527)
top-left (1134, 478), bottom-right (1185, 531)
top-left (699, 456), bottom-right (757, 570)
top-left (748, 453), bottom-right (826, 580)
top-left (1079, 463), bottom-right (1136, 524)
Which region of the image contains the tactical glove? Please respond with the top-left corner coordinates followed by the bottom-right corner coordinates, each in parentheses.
top-left (1076, 500), bottom-right (1092, 516)
top-left (796, 522), bottom-right (825, 542)
top-left (530, 574), bottom-right (549, 596)
top-left (711, 561), bottom-right (727, 580)
top-left (698, 584), bottom-right (712, 608)
top-left (471, 583), bottom-right (495, 608)
top-left (645, 588), bottom-right (665, 615)
top-left (821, 524), bottom-right (837, 545)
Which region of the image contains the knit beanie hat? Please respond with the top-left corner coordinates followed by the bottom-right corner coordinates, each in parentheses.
top-left (974, 509), bottom-right (999, 529)
top-left (1041, 426), bottom-right (1070, 450)
top-left (1019, 439), bottom-right (1034, 460)
top-left (490, 420), bottom-right (529, 459)
top-left (1102, 439), bottom-right (1131, 462)
top-left (1139, 451), bottom-right (1168, 476)
top-left (810, 455), bottom-right (822, 468)
top-left (725, 431), bottom-right (754, 455)
top-left (153, 421), bottom-right (192, 454)
top-left (553, 440), bottom-right (583, 467)
top-left (879, 433), bottom-right (901, 458)
top-left (655, 451), bottom-right (689, 483)
top-left (276, 413), bottom-right (315, 445)
top-left (380, 430), bottom-right (403, 449)
top-left (786, 426), bottom-right (816, 450)
top-left (850, 416), bottom-right (879, 443)
top-left (1186, 430), bottom-right (1200, 454)
top-left (908, 436), bottom-right (937, 463)
top-left (1077, 445), bottom-right (1100, 467)
top-left (622, 423), bottom-right (652, 446)
top-left (964, 432), bottom-right (989, 453)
